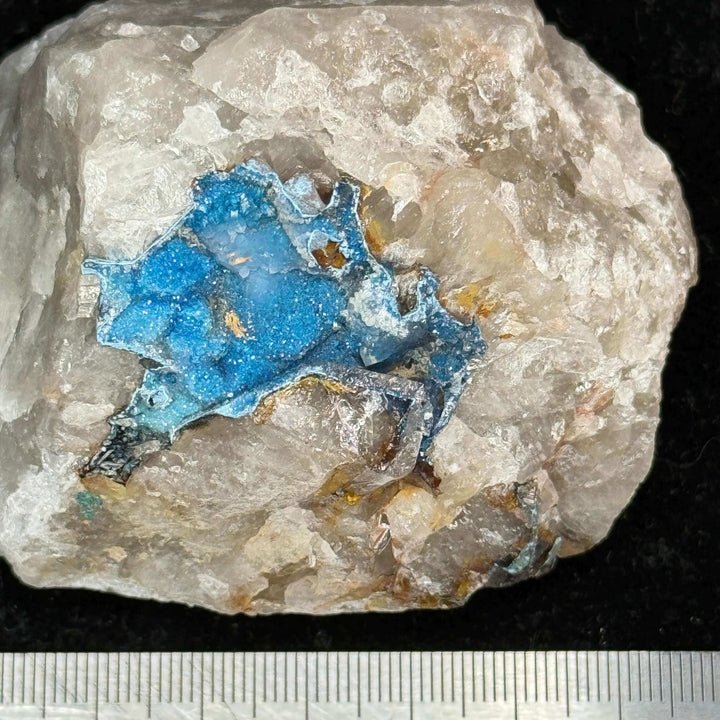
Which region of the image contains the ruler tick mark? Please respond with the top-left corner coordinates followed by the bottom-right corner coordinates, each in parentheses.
top-left (232, 652), bottom-right (236, 704)
top-left (451, 652), bottom-right (455, 703)
top-left (616, 652), bottom-right (623, 720)
top-left (441, 652), bottom-right (445, 703)
top-left (243, 652), bottom-right (247, 705)
top-left (379, 651), bottom-right (383, 703)
top-left (190, 652), bottom-right (194, 704)
top-left (389, 651), bottom-right (394, 703)
top-left (493, 652), bottom-right (497, 703)
top-left (74, 651), bottom-right (79, 704)
top-left (366, 652), bottom-right (370, 704)
top-left (471, 652), bottom-right (476, 704)
top-left (200, 654), bottom-right (205, 720)
top-left (94, 653), bottom-right (99, 720)
top-left (409, 653), bottom-right (415, 720)
top-left (711, 652), bottom-right (716, 702)
top-left (595, 651), bottom-right (600, 702)
top-left (211, 653), bottom-right (215, 705)
top-left (306, 652), bottom-right (310, 720)
top-left (679, 653), bottom-right (685, 703)
top-left (251, 655), bottom-right (260, 717)
top-left (670, 653), bottom-right (675, 717)
top-left (42, 653), bottom-right (46, 719)
top-left (503, 653), bottom-right (507, 702)
top-left (691, 652), bottom-right (696, 703)
top-left (346, 652), bottom-right (351, 705)
top-left (503, 652), bottom-right (507, 703)
top-left (606, 651), bottom-right (611, 702)
top-left (565, 651), bottom-right (570, 717)
top-left (147, 653), bottom-right (152, 719)
top-left (335, 651), bottom-right (339, 704)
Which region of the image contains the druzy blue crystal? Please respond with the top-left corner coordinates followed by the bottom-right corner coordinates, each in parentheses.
top-left (82, 160), bottom-right (486, 482)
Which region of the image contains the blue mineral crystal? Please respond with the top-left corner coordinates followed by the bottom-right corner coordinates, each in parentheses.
top-left (81, 160), bottom-right (486, 483)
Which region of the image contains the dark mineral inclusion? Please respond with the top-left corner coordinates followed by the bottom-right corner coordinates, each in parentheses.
top-left (81, 160), bottom-right (486, 483)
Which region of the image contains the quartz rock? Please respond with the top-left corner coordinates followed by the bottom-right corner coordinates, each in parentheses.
top-left (0, 0), bottom-right (696, 614)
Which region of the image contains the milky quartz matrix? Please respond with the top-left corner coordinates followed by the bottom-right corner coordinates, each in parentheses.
top-left (0, 0), bottom-right (696, 614)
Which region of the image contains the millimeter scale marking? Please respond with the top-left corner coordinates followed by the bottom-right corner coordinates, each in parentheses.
top-left (0, 652), bottom-right (717, 719)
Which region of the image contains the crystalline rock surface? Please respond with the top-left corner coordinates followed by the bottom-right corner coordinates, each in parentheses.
top-left (0, 0), bottom-right (696, 614)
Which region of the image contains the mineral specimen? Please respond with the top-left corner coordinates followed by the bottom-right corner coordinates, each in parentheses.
top-left (0, 0), bottom-right (696, 614)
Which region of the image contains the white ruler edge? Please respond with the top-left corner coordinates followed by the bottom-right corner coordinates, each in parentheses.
top-left (0, 651), bottom-right (717, 718)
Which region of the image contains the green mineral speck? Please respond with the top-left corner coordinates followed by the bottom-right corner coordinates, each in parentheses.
top-left (76, 491), bottom-right (103, 519)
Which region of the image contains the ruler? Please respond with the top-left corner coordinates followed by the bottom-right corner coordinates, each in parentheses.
top-left (0, 651), bottom-right (717, 718)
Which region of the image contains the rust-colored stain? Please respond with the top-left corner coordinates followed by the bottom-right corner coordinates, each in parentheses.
top-left (224, 310), bottom-right (248, 339)
top-left (390, 570), bottom-right (443, 608)
top-left (79, 472), bottom-right (128, 501)
top-left (538, 525), bottom-right (560, 548)
top-left (356, 180), bottom-right (389, 255)
top-left (544, 383), bottom-right (616, 456)
top-left (344, 491), bottom-right (362, 506)
top-left (485, 483), bottom-right (522, 513)
top-left (454, 573), bottom-right (477, 599)
top-left (228, 255), bottom-right (251, 265)
top-left (577, 384), bottom-right (615, 416)
top-left (499, 333), bottom-right (514, 340)
top-left (454, 283), bottom-right (483, 309)
top-left (442, 282), bottom-right (498, 322)
top-left (226, 587), bottom-right (256, 613)
top-left (310, 466), bottom-right (403, 516)
top-left (371, 430), bottom-right (401, 471)
top-left (453, 555), bottom-right (496, 596)
top-left (419, 167), bottom-right (449, 206)
top-left (312, 240), bottom-right (347, 269)
top-left (252, 375), bottom-right (353, 425)
top-left (312, 464), bottom-right (354, 499)
top-left (403, 458), bottom-right (442, 494)
top-left (252, 394), bottom-right (277, 425)
top-left (363, 218), bottom-right (386, 255)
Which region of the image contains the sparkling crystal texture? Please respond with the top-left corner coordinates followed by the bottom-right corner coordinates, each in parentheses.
top-left (0, 0), bottom-right (696, 613)
top-left (80, 159), bottom-right (484, 483)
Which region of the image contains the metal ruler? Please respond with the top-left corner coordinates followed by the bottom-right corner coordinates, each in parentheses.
top-left (0, 651), bottom-right (717, 718)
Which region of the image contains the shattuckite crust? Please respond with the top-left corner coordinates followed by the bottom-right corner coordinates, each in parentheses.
top-left (81, 160), bottom-right (485, 485)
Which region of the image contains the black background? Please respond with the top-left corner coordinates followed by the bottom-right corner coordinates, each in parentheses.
top-left (0, 0), bottom-right (718, 653)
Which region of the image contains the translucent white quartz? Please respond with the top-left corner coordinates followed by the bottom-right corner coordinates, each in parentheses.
top-left (0, 0), bottom-right (696, 613)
